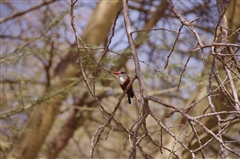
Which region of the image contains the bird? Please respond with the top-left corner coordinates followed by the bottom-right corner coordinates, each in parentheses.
top-left (113, 71), bottom-right (135, 104)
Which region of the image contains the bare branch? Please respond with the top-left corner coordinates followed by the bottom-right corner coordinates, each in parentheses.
top-left (167, 0), bottom-right (204, 47)
top-left (0, 0), bottom-right (56, 23)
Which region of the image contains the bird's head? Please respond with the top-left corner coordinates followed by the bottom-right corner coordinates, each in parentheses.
top-left (113, 71), bottom-right (129, 84)
top-left (113, 71), bottom-right (127, 75)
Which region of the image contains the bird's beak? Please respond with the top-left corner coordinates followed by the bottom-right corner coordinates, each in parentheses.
top-left (113, 71), bottom-right (120, 75)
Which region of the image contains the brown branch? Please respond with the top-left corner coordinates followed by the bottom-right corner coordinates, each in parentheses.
top-left (89, 75), bottom-right (137, 159)
top-left (194, 111), bottom-right (240, 120)
top-left (93, 7), bottom-right (122, 94)
top-left (215, 0), bottom-right (240, 111)
top-left (0, 0), bottom-right (56, 23)
top-left (131, 27), bottom-right (180, 34)
top-left (122, 0), bottom-right (151, 158)
top-left (207, 48), bottom-right (226, 157)
top-left (167, 0), bottom-right (203, 48)
top-left (189, 122), bottom-right (205, 158)
top-left (149, 101), bottom-right (240, 157)
top-left (177, 51), bottom-right (193, 90)
top-left (192, 43), bottom-right (240, 52)
top-left (149, 110), bottom-right (196, 158)
top-left (71, 2), bottom-right (136, 159)
top-left (165, 24), bottom-right (184, 69)
top-left (122, 0), bottom-right (147, 98)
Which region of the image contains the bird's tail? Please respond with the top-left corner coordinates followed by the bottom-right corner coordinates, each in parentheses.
top-left (127, 90), bottom-right (135, 104)
top-left (130, 89), bottom-right (134, 98)
top-left (128, 95), bottom-right (131, 104)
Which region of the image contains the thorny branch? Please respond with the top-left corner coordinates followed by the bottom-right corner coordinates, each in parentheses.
top-left (72, 0), bottom-right (240, 158)
top-left (71, 1), bottom-right (139, 159)
top-left (215, 0), bottom-right (240, 111)
top-left (165, 1), bottom-right (205, 89)
top-left (93, 8), bottom-right (122, 94)
top-left (2, 0), bottom-right (240, 158)
top-left (167, 0), bottom-right (203, 48)
top-left (122, 0), bottom-right (150, 158)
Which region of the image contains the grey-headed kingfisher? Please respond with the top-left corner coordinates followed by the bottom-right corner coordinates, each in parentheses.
top-left (113, 71), bottom-right (134, 104)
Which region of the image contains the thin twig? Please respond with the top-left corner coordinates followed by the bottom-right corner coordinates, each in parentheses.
top-left (167, 0), bottom-right (203, 47)
top-left (165, 24), bottom-right (183, 69)
top-left (93, 8), bottom-right (122, 94)
top-left (177, 51), bottom-right (193, 90)
top-left (0, 0), bottom-right (56, 23)
top-left (131, 28), bottom-right (180, 34)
